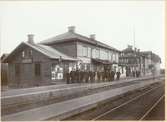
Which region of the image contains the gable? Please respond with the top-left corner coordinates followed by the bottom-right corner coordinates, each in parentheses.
top-left (3, 42), bottom-right (51, 63)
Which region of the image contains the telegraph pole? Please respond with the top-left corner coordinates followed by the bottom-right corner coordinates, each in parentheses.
top-left (133, 25), bottom-right (136, 74)
top-left (133, 25), bottom-right (136, 49)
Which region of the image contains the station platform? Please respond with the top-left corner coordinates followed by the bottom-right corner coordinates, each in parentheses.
top-left (2, 77), bottom-right (163, 121)
top-left (2, 75), bottom-right (154, 98)
top-left (2, 76), bottom-right (161, 113)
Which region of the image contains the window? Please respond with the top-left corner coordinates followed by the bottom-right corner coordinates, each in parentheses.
top-left (15, 64), bottom-right (20, 76)
top-left (77, 45), bottom-right (82, 56)
top-left (22, 50), bottom-right (32, 58)
top-left (28, 50), bottom-right (32, 57)
top-left (96, 49), bottom-right (100, 58)
top-left (113, 54), bottom-right (115, 62)
top-left (115, 54), bottom-right (118, 62)
top-left (110, 53), bottom-right (113, 61)
top-left (82, 46), bottom-right (88, 57)
top-left (51, 64), bottom-right (63, 80)
top-left (122, 67), bottom-right (124, 73)
top-left (88, 47), bottom-right (91, 57)
top-left (35, 63), bottom-right (41, 76)
top-left (100, 49), bottom-right (108, 60)
top-left (92, 49), bottom-right (96, 58)
top-left (106, 51), bottom-right (109, 60)
top-left (22, 51), bottom-right (25, 58)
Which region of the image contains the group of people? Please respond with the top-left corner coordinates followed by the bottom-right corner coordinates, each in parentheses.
top-left (65, 69), bottom-right (121, 84)
top-left (133, 70), bottom-right (141, 77)
top-left (126, 70), bottom-right (141, 78)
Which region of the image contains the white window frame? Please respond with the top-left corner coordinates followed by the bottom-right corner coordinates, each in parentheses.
top-left (96, 49), bottom-right (100, 58)
top-left (82, 46), bottom-right (88, 57)
top-left (22, 51), bottom-right (25, 58)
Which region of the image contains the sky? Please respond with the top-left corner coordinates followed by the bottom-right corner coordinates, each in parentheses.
top-left (0, 1), bottom-right (165, 68)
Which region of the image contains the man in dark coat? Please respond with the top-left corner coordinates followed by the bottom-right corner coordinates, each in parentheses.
top-left (70, 70), bottom-right (76, 83)
top-left (116, 71), bottom-right (121, 80)
top-left (103, 71), bottom-right (106, 81)
top-left (138, 71), bottom-right (140, 77)
top-left (107, 71), bottom-right (110, 81)
top-left (132, 71), bottom-right (136, 77)
top-left (111, 70), bottom-right (115, 81)
top-left (75, 69), bottom-right (79, 83)
top-left (136, 70), bottom-right (138, 77)
top-left (66, 72), bottom-right (70, 84)
top-left (126, 70), bottom-right (129, 77)
top-left (92, 71), bottom-right (96, 82)
top-left (89, 71), bottom-right (93, 82)
top-left (70, 70), bottom-right (73, 83)
top-left (85, 70), bottom-right (89, 83)
top-left (80, 70), bottom-right (83, 83)
top-left (136, 70), bottom-right (140, 77)
top-left (97, 71), bottom-right (101, 82)
top-left (109, 71), bottom-right (112, 81)
top-left (82, 70), bottom-right (86, 83)
top-left (102, 71), bottom-right (105, 81)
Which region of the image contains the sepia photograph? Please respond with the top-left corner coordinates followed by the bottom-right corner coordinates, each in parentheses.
top-left (0, 0), bottom-right (165, 121)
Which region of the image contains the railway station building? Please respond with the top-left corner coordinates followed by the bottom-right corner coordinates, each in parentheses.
top-left (40, 26), bottom-right (120, 73)
top-left (3, 26), bottom-right (121, 88)
top-left (2, 26), bottom-right (161, 88)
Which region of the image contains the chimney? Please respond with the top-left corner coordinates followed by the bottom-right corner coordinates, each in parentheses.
top-left (134, 47), bottom-right (137, 52)
top-left (90, 34), bottom-right (96, 40)
top-left (27, 34), bottom-right (34, 44)
top-left (127, 45), bottom-right (132, 49)
top-left (68, 26), bottom-right (75, 33)
top-left (138, 49), bottom-right (140, 52)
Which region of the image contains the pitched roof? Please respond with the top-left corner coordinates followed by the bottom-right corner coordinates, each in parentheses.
top-left (40, 32), bottom-right (119, 52)
top-left (25, 42), bottom-right (77, 61)
top-left (3, 42), bottom-right (78, 62)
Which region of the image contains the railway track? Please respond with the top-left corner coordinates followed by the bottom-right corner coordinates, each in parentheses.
top-left (139, 94), bottom-right (164, 120)
top-left (92, 84), bottom-right (164, 120)
top-left (64, 81), bottom-right (164, 120)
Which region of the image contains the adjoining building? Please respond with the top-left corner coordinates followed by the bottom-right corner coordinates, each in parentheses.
top-left (140, 51), bottom-right (161, 76)
top-left (3, 26), bottom-right (120, 88)
top-left (119, 45), bottom-right (161, 77)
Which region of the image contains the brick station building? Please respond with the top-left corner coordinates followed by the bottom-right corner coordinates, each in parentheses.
top-left (40, 26), bottom-right (120, 72)
top-left (3, 26), bottom-right (121, 88)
